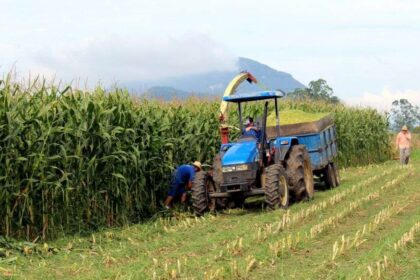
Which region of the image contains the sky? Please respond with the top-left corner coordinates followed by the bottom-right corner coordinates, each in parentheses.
top-left (1, 0), bottom-right (420, 110)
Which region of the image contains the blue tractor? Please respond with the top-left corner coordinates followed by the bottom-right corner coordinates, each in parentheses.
top-left (192, 91), bottom-right (315, 215)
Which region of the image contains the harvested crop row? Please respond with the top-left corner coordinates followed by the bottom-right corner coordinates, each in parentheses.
top-left (261, 170), bottom-right (412, 256)
top-left (330, 200), bottom-right (413, 261)
top-left (357, 221), bottom-right (420, 280)
top-left (251, 165), bottom-right (401, 240)
top-left (147, 166), bottom-right (411, 279)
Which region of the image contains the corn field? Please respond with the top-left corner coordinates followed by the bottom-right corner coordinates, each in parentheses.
top-left (0, 78), bottom-right (390, 239)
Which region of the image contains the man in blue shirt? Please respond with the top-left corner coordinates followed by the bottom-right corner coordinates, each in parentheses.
top-left (242, 116), bottom-right (261, 140)
top-left (164, 161), bottom-right (202, 208)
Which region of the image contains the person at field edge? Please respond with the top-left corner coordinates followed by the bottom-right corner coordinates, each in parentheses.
top-left (242, 116), bottom-right (261, 140)
top-left (164, 161), bottom-right (202, 208)
top-left (396, 125), bottom-right (411, 165)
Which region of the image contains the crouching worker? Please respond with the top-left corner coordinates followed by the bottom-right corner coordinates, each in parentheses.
top-left (164, 161), bottom-right (202, 208)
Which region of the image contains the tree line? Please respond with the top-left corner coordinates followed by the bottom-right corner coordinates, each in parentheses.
top-left (288, 79), bottom-right (420, 132)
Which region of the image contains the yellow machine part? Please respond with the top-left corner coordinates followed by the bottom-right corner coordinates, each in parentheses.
top-left (219, 72), bottom-right (258, 124)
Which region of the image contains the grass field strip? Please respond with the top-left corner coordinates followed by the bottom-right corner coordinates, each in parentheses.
top-left (181, 192), bottom-right (412, 280)
top-left (264, 171), bottom-right (411, 258)
top-left (330, 199), bottom-right (412, 261)
top-left (149, 168), bottom-right (411, 279)
top-left (300, 194), bottom-right (418, 280)
top-left (393, 220), bottom-right (420, 251)
top-left (339, 162), bottom-right (394, 182)
top-left (148, 168), bottom-right (404, 278)
top-left (1, 165), bottom-right (409, 279)
top-left (356, 221), bottom-right (420, 280)
top-left (273, 166), bottom-right (399, 234)
top-left (234, 169), bottom-right (414, 279)
top-left (152, 165), bottom-right (401, 235)
top-left (159, 214), bottom-right (216, 233)
top-left (147, 166), bottom-right (405, 279)
top-left (253, 166), bottom-right (404, 243)
top-left (161, 166), bottom-right (399, 237)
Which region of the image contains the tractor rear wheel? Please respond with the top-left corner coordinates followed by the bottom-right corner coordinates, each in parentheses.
top-left (265, 164), bottom-right (289, 209)
top-left (285, 145), bottom-right (314, 200)
top-left (192, 171), bottom-right (216, 216)
top-left (323, 163), bottom-right (337, 188)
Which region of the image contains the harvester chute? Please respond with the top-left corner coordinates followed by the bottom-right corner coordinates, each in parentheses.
top-left (219, 71), bottom-right (258, 144)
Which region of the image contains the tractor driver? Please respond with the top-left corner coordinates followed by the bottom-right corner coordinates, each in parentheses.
top-left (242, 116), bottom-right (261, 140)
top-left (164, 161), bottom-right (202, 209)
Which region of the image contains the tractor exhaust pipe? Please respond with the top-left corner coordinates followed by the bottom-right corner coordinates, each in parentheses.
top-left (259, 101), bottom-right (268, 166)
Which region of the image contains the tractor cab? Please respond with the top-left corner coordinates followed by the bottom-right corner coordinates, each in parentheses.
top-left (220, 91), bottom-right (284, 170)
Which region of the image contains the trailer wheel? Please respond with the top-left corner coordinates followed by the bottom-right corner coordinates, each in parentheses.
top-left (192, 171), bottom-right (216, 216)
top-left (285, 145), bottom-right (315, 200)
top-left (323, 163), bottom-right (337, 188)
top-left (265, 164), bottom-right (289, 209)
top-left (332, 162), bottom-right (340, 186)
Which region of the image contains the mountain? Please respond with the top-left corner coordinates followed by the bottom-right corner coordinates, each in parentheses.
top-left (128, 57), bottom-right (305, 100)
top-left (143, 86), bottom-right (189, 100)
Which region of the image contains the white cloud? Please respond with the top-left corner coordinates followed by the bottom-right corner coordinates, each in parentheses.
top-left (32, 33), bottom-right (236, 85)
top-left (345, 88), bottom-right (420, 111)
top-left (2, 0), bottom-right (420, 95)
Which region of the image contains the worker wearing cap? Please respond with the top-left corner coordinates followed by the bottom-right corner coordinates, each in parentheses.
top-left (396, 125), bottom-right (411, 165)
top-left (164, 161), bottom-right (202, 208)
top-left (242, 116), bottom-right (261, 140)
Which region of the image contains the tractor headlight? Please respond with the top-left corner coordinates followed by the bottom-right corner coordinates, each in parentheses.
top-left (222, 164), bottom-right (249, 172)
top-left (235, 164), bottom-right (249, 171)
top-left (222, 166), bottom-right (235, 172)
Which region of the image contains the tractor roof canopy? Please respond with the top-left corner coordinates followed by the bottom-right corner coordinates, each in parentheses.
top-left (223, 91), bottom-right (285, 103)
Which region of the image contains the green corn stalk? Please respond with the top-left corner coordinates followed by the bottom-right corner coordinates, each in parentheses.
top-left (0, 77), bottom-right (391, 239)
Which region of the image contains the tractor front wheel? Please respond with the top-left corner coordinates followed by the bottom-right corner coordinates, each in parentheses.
top-left (192, 171), bottom-right (216, 216)
top-left (265, 164), bottom-right (289, 210)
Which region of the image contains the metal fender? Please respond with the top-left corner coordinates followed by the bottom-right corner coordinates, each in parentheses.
top-left (272, 137), bottom-right (299, 161)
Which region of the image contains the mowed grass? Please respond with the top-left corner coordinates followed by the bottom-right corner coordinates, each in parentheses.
top-left (1, 155), bottom-right (419, 280)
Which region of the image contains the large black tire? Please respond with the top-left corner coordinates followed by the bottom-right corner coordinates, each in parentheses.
top-left (323, 163), bottom-right (337, 188)
top-left (265, 164), bottom-right (289, 209)
top-left (192, 172), bottom-right (216, 216)
top-left (332, 162), bottom-right (340, 186)
top-left (285, 145), bottom-right (315, 200)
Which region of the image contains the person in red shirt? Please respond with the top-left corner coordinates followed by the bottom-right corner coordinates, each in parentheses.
top-left (396, 125), bottom-right (411, 165)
